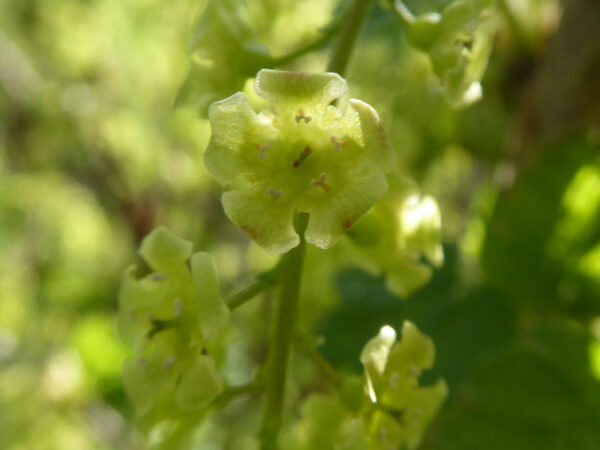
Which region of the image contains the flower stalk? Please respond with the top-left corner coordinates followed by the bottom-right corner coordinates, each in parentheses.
top-left (259, 213), bottom-right (308, 449)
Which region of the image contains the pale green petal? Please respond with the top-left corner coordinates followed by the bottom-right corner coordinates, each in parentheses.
top-left (254, 69), bottom-right (347, 112)
top-left (360, 325), bottom-right (397, 403)
top-left (222, 187), bottom-right (298, 254)
top-left (117, 267), bottom-right (151, 340)
top-left (398, 195), bottom-right (444, 267)
top-left (345, 99), bottom-right (395, 171)
top-left (385, 259), bottom-right (434, 298)
top-left (190, 252), bottom-right (229, 342)
top-left (176, 355), bottom-right (223, 410)
top-left (123, 331), bottom-right (178, 415)
top-left (301, 394), bottom-right (349, 448)
top-left (368, 410), bottom-right (403, 449)
top-left (360, 325), bottom-right (397, 375)
top-left (305, 173), bottom-right (388, 249)
top-left (381, 380), bottom-right (448, 450)
top-left (365, 321), bottom-right (448, 450)
top-left (122, 358), bottom-right (156, 415)
top-left (386, 321), bottom-right (436, 374)
top-left (139, 226), bottom-right (193, 272)
top-left (205, 92), bottom-right (258, 186)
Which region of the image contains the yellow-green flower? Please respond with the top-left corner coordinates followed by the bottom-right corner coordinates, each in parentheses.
top-left (347, 176), bottom-right (443, 298)
top-left (117, 227), bottom-right (228, 420)
top-left (407, 0), bottom-right (496, 106)
top-left (205, 69), bottom-right (395, 254)
top-left (360, 322), bottom-right (448, 450)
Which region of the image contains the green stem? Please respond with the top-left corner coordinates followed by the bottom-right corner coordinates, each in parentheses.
top-left (213, 382), bottom-right (259, 409)
top-left (327, 0), bottom-right (376, 77)
top-left (393, 0), bottom-right (416, 24)
top-left (272, 19), bottom-right (343, 67)
top-left (259, 213), bottom-right (308, 450)
top-left (226, 281), bottom-right (271, 310)
top-left (294, 332), bottom-right (341, 387)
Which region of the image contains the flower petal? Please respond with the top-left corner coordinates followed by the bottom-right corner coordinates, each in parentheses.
top-left (205, 92), bottom-right (259, 186)
top-left (190, 252), bottom-right (229, 342)
top-left (139, 226), bottom-right (193, 272)
top-left (176, 355), bottom-right (223, 410)
top-left (305, 172), bottom-right (388, 249)
top-left (254, 70), bottom-right (347, 114)
top-left (222, 187), bottom-right (298, 254)
top-left (345, 99), bottom-right (396, 171)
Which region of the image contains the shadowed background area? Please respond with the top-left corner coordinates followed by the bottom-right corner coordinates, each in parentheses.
top-left (1, 0), bottom-right (600, 448)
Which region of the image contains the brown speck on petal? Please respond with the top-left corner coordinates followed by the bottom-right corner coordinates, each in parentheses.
top-left (241, 224), bottom-right (259, 240)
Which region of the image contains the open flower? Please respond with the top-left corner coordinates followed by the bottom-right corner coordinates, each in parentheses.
top-left (117, 227), bottom-right (229, 420)
top-left (346, 176), bottom-right (443, 298)
top-left (407, 0), bottom-right (496, 106)
top-left (205, 69), bottom-right (395, 254)
top-left (360, 322), bottom-right (448, 450)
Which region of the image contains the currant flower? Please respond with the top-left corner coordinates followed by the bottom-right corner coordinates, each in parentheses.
top-left (407, 0), bottom-right (496, 106)
top-left (283, 322), bottom-right (447, 449)
top-left (360, 322), bottom-right (448, 450)
top-left (117, 227), bottom-right (229, 420)
top-left (205, 69), bottom-right (396, 254)
top-left (347, 176), bottom-right (443, 298)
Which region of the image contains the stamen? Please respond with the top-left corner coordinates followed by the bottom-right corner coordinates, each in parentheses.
top-left (162, 357), bottom-right (174, 371)
top-left (331, 136), bottom-right (348, 152)
top-left (295, 108), bottom-right (312, 123)
top-left (128, 306), bottom-right (136, 322)
top-left (292, 145), bottom-right (313, 168)
top-left (310, 172), bottom-right (331, 192)
top-left (151, 273), bottom-right (167, 281)
top-left (268, 187), bottom-right (284, 199)
top-left (173, 298), bottom-right (182, 317)
top-left (255, 143), bottom-right (270, 159)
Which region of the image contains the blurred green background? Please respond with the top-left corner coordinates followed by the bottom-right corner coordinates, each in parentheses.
top-left (1, 0), bottom-right (600, 448)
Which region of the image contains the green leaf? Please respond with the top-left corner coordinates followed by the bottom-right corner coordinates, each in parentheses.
top-left (481, 135), bottom-right (600, 314)
top-left (430, 321), bottom-right (600, 450)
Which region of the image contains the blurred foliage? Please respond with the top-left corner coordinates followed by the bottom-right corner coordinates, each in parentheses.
top-left (1, 0), bottom-right (600, 448)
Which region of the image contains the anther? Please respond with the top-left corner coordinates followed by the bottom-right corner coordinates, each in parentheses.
top-left (295, 108), bottom-right (312, 123)
top-left (292, 145), bottom-right (313, 168)
top-left (268, 187), bottom-right (284, 199)
top-left (310, 172), bottom-right (331, 192)
top-left (255, 143), bottom-right (270, 159)
top-left (173, 298), bottom-right (182, 317)
top-left (331, 136), bottom-right (347, 152)
top-left (128, 306), bottom-right (136, 322)
top-left (151, 273), bottom-right (167, 281)
top-left (162, 357), bottom-right (174, 371)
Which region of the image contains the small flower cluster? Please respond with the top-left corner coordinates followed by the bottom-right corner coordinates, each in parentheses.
top-left (407, 0), bottom-right (496, 106)
top-left (346, 175), bottom-right (443, 298)
top-left (280, 322), bottom-right (447, 449)
top-left (116, 227), bottom-right (229, 423)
